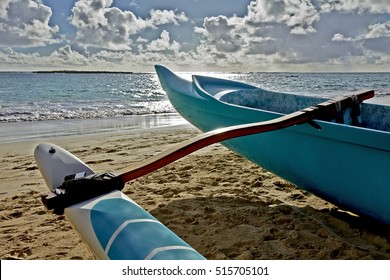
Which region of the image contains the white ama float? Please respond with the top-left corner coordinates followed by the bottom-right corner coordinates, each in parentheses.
top-left (34, 143), bottom-right (206, 260)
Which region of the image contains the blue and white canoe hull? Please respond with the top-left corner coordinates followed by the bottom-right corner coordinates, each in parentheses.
top-left (155, 65), bottom-right (390, 224)
top-left (34, 143), bottom-right (205, 260)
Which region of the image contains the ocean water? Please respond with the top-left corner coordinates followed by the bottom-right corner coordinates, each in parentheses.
top-left (0, 71), bottom-right (389, 143)
top-left (0, 72), bottom-right (172, 122)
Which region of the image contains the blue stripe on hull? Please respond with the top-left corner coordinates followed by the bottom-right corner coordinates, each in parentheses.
top-left (91, 198), bottom-right (205, 260)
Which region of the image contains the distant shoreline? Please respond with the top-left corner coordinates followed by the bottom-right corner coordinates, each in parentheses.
top-left (33, 70), bottom-right (136, 74)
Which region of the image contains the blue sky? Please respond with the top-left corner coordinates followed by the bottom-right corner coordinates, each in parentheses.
top-left (1, 0), bottom-right (390, 72)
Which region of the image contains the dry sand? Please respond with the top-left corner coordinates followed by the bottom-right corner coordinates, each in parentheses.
top-left (1, 125), bottom-right (390, 260)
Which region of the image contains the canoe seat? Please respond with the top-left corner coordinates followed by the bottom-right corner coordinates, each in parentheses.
top-left (219, 88), bottom-right (390, 132)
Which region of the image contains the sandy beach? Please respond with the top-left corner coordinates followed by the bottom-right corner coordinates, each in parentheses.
top-left (1, 124), bottom-right (390, 260)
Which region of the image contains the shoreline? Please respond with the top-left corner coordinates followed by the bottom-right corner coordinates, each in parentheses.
top-left (33, 70), bottom-right (137, 74)
top-left (1, 125), bottom-right (390, 259)
top-left (0, 113), bottom-right (186, 144)
top-left (0, 122), bottom-right (193, 197)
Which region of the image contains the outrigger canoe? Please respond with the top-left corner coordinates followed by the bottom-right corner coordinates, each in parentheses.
top-left (35, 90), bottom-right (381, 259)
top-left (34, 66), bottom-right (390, 259)
top-left (155, 65), bottom-right (390, 224)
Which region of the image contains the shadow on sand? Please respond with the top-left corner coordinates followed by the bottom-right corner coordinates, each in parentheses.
top-left (149, 196), bottom-right (390, 260)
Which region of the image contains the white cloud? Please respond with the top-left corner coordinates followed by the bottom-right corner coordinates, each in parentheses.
top-left (149, 9), bottom-right (188, 26)
top-left (245, 0), bottom-right (320, 35)
top-left (0, 47), bottom-right (40, 66)
top-left (69, 0), bottom-right (188, 50)
top-left (332, 33), bottom-right (354, 41)
top-left (69, 0), bottom-right (140, 50)
top-left (0, 42), bottom-right (184, 71)
top-left (146, 30), bottom-right (181, 52)
top-left (136, 37), bottom-right (149, 43)
top-left (195, 15), bottom-right (244, 53)
top-left (320, 0), bottom-right (390, 14)
top-left (193, 0), bottom-right (322, 61)
top-left (1, 0), bottom-right (390, 72)
top-left (0, 0), bottom-right (60, 47)
top-left (0, 45), bottom-right (90, 69)
top-left (50, 45), bottom-right (89, 65)
top-left (190, 0), bottom-right (390, 71)
top-left (194, 0), bottom-right (322, 60)
top-left (332, 21), bottom-right (390, 41)
top-left (364, 21), bottom-right (390, 39)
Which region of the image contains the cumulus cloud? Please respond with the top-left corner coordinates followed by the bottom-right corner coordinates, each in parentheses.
top-left (320, 0), bottom-right (390, 14)
top-left (364, 21), bottom-right (390, 39)
top-left (146, 30), bottom-right (181, 52)
top-left (190, 0), bottom-right (390, 71)
top-left (0, 45), bottom-right (91, 69)
top-left (149, 9), bottom-right (188, 26)
top-left (195, 0), bottom-right (324, 59)
top-left (69, 0), bottom-right (188, 50)
top-left (1, 0), bottom-right (390, 72)
top-left (69, 0), bottom-right (142, 50)
top-left (245, 0), bottom-right (320, 35)
top-left (0, 45), bottom-right (125, 70)
top-left (332, 33), bottom-right (354, 41)
top-left (0, 0), bottom-right (60, 47)
top-left (50, 45), bottom-right (89, 65)
top-left (332, 21), bottom-right (390, 41)
top-left (195, 15), bottom-right (244, 53)
top-left (0, 47), bottom-right (40, 66)
top-left (194, 0), bottom-right (321, 61)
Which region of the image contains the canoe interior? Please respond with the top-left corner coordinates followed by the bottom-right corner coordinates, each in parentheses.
top-left (216, 88), bottom-right (390, 132)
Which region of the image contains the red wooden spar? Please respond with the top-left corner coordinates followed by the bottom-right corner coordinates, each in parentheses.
top-left (119, 90), bottom-right (373, 182)
top-left (41, 90), bottom-right (374, 213)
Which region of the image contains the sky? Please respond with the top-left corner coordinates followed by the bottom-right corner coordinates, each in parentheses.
top-left (0, 0), bottom-right (390, 72)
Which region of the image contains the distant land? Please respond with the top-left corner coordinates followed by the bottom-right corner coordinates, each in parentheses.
top-left (33, 70), bottom-right (135, 74)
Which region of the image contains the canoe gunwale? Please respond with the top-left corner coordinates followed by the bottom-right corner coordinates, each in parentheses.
top-left (190, 77), bottom-right (390, 152)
